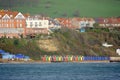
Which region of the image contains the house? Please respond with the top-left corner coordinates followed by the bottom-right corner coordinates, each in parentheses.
top-left (0, 10), bottom-right (28, 38)
top-left (56, 17), bottom-right (95, 29)
top-left (26, 15), bottom-right (49, 35)
top-left (49, 18), bottom-right (61, 29)
top-left (56, 18), bottom-right (79, 29)
top-left (94, 17), bottom-right (120, 28)
top-left (79, 18), bottom-right (95, 28)
top-left (2, 54), bottom-right (15, 60)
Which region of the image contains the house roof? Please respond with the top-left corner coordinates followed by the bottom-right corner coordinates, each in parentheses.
top-left (94, 17), bottom-right (120, 24)
top-left (0, 10), bottom-right (29, 19)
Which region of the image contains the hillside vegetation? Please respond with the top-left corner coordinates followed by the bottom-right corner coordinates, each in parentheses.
top-left (0, 28), bottom-right (120, 60)
top-left (0, 0), bottom-right (120, 17)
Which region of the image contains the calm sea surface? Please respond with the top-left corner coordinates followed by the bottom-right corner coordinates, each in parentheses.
top-left (0, 63), bottom-right (120, 80)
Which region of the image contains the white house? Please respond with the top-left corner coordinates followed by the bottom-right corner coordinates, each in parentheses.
top-left (26, 16), bottom-right (49, 34)
top-left (79, 18), bottom-right (95, 28)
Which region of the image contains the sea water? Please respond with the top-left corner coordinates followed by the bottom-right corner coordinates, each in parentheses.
top-left (0, 63), bottom-right (120, 80)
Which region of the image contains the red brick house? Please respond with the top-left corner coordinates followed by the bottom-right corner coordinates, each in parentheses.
top-left (0, 10), bottom-right (28, 38)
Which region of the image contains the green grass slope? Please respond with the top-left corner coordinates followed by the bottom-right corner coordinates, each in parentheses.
top-left (10, 0), bottom-right (120, 17)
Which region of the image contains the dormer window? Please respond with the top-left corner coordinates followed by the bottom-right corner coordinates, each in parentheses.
top-left (2, 14), bottom-right (10, 19)
top-left (15, 12), bottom-right (25, 19)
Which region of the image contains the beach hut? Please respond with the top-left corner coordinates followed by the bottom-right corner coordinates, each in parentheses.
top-left (0, 50), bottom-right (6, 54)
top-left (55, 56), bottom-right (58, 61)
top-left (15, 54), bottom-right (25, 60)
top-left (46, 56), bottom-right (49, 62)
top-left (41, 55), bottom-right (46, 62)
top-left (80, 28), bottom-right (85, 32)
top-left (53, 55), bottom-right (56, 62)
top-left (24, 56), bottom-right (30, 61)
top-left (2, 53), bottom-right (15, 60)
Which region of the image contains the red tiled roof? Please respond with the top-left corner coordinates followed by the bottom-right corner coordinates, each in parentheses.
top-left (0, 10), bottom-right (29, 19)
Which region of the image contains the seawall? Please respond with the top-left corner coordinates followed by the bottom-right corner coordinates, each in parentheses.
top-left (110, 57), bottom-right (120, 62)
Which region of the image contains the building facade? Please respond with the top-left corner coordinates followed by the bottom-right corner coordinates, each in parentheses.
top-left (26, 16), bottom-right (49, 35)
top-left (0, 10), bottom-right (27, 38)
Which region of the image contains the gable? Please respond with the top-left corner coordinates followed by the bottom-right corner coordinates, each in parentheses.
top-left (14, 12), bottom-right (25, 19)
top-left (2, 14), bottom-right (10, 19)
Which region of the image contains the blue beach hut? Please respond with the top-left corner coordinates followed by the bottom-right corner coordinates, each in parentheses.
top-left (80, 28), bottom-right (85, 32)
top-left (0, 50), bottom-right (6, 54)
top-left (15, 54), bottom-right (25, 59)
top-left (2, 53), bottom-right (15, 59)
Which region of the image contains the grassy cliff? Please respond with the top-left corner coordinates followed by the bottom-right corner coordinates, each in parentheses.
top-left (0, 28), bottom-right (120, 60)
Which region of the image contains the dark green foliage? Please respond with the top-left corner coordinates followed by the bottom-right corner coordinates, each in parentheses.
top-left (93, 23), bottom-right (99, 28)
top-left (13, 39), bottom-right (19, 45)
top-left (86, 28), bottom-right (110, 33)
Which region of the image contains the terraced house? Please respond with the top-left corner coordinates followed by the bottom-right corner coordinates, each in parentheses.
top-left (0, 10), bottom-right (28, 38)
top-left (56, 18), bottom-right (95, 29)
top-left (95, 18), bottom-right (120, 28)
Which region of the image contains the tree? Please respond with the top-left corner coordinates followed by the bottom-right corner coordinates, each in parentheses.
top-left (93, 23), bottom-right (99, 28)
top-left (14, 39), bottom-right (19, 45)
top-left (73, 10), bottom-right (80, 17)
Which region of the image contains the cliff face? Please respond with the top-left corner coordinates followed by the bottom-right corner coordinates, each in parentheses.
top-left (0, 28), bottom-right (120, 59)
top-left (37, 28), bottom-right (120, 56)
top-left (38, 39), bottom-right (59, 52)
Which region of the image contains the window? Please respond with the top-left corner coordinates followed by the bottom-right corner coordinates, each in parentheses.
top-left (20, 20), bottom-right (22, 22)
top-left (17, 20), bottom-right (19, 22)
top-left (4, 20), bottom-right (6, 22)
top-left (30, 22), bottom-right (33, 27)
top-left (20, 24), bottom-right (22, 28)
top-left (6, 19), bottom-right (8, 22)
top-left (17, 24), bottom-right (19, 28)
top-left (11, 20), bottom-right (14, 22)
top-left (44, 22), bottom-right (46, 25)
top-left (26, 23), bottom-right (27, 27)
top-left (35, 22), bottom-right (38, 27)
top-left (39, 22), bottom-right (42, 26)
top-left (6, 24), bottom-right (8, 27)
top-left (12, 24), bottom-right (14, 28)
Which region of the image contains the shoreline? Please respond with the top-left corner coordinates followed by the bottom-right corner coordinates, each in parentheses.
top-left (1, 56), bottom-right (120, 64)
top-left (0, 60), bottom-right (110, 64)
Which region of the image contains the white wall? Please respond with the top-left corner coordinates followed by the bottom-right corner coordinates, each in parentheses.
top-left (26, 18), bottom-right (49, 29)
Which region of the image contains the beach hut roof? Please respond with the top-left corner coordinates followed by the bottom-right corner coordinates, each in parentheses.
top-left (0, 50), bottom-right (5, 54)
top-left (24, 56), bottom-right (30, 59)
top-left (15, 54), bottom-right (25, 58)
top-left (2, 54), bottom-right (15, 59)
top-left (2, 52), bottom-right (10, 55)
